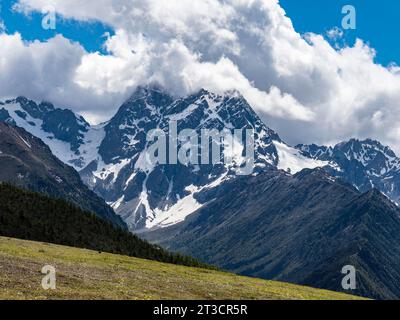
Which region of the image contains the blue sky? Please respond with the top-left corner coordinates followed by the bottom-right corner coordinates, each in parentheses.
top-left (0, 0), bottom-right (114, 53)
top-left (1, 0), bottom-right (398, 65)
top-left (280, 0), bottom-right (400, 66)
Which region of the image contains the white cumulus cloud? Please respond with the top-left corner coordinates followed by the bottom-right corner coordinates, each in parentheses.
top-left (2, 0), bottom-right (400, 152)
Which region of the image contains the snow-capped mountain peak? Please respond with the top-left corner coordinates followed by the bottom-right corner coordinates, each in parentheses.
top-left (86, 86), bottom-right (287, 230)
top-left (0, 86), bottom-right (330, 231)
top-left (0, 96), bottom-right (96, 168)
top-left (297, 139), bottom-right (400, 203)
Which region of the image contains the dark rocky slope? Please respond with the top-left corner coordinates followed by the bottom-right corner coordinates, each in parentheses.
top-left (0, 122), bottom-right (125, 228)
top-left (144, 168), bottom-right (400, 299)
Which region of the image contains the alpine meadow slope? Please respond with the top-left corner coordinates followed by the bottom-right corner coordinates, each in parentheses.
top-left (0, 237), bottom-right (363, 300)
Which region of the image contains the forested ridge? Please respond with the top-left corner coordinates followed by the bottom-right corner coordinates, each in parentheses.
top-left (0, 183), bottom-right (214, 269)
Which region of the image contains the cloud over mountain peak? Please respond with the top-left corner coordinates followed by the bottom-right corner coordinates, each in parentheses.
top-left (2, 0), bottom-right (400, 153)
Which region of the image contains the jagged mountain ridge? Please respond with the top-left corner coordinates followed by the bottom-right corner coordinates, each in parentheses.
top-left (297, 139), bottom-right (400, 204)
top-left (1, 86), bottom-right (325, 231)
